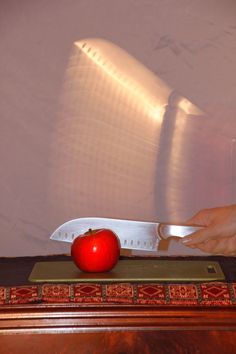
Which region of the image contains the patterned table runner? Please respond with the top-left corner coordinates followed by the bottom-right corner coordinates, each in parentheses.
top-left (1, 282), bottom-right (236, 306)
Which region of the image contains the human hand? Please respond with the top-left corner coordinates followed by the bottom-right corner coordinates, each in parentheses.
top-left (181, 205), bottom-right (236, 255)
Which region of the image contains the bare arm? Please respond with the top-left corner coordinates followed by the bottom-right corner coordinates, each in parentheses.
top-left (181, 205), bottom-right (236, 255)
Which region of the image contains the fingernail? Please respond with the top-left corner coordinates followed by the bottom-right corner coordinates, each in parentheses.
top-left (181, 237), bottom-right (192, 244)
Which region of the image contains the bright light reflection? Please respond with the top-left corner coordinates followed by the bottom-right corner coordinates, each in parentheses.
top-left (74, 40), bottom-right (166, 123)
top-left (92, 245), bottom-right (97, 253)
top-left (178, 97), bottom-right (203, 115)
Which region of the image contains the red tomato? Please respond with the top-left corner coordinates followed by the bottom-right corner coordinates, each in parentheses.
top-left (71, 228), bottom-right (120, 272)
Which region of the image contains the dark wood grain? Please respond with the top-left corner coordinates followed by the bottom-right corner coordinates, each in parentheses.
top-left (0, 331), bottom-right (236, 354)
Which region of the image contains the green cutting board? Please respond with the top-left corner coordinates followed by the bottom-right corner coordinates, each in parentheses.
top-left (28, 260), bottom-right (225, 283)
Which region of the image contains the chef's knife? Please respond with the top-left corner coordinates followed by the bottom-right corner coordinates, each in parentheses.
top-left (50, 217), bottom-right (202, 252)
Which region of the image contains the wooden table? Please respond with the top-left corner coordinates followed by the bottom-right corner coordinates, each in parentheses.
top-left (1, 255), bottom-right (236, 353)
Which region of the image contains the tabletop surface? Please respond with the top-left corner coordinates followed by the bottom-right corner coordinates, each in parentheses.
top-left (1, 254), bottom-right (236, 286)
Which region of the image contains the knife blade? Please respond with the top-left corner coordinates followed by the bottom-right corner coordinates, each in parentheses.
top-left (50, 217), bottom-right (202, 252)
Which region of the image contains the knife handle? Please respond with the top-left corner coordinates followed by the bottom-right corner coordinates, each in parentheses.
top-left (157, 223), bottom-right (203, 240)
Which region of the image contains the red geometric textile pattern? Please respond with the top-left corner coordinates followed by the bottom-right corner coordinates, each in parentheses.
top-left (9, 286), bottom-right (39, 305)
top-left (136, 284), bottom-right (166, 305)
top-left (105, 283), bottom-right (134, 304)
top-left (1, 282), bottom-right (236, 306)
top-left (42, 284), bottom-right (71, 303)
top-left (232, 283), bottom-right (236, 298)
top-left (200, 283), bottom-right (232, 305)
top-left (168, 284), bottom-right (198, 305)
top-left (0, 287), bottom-right (7, 305)
top-left (73, 284), bottom-right (103, 303)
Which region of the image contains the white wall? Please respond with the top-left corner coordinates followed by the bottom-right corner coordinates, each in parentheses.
top-left (1, 0), bottom-right (236, 256)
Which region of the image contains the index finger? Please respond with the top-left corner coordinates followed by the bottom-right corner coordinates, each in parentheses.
top-left (181, 225), bottom-right (220, 245)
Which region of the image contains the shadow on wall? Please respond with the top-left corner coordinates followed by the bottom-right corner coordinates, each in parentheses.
top-left (49, 38), bottom-right (234, 224)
